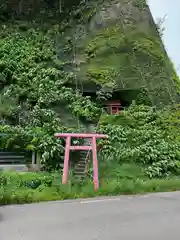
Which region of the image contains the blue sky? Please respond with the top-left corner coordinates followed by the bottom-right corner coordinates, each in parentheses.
top-left (148, 0), bottom-right (180, 75)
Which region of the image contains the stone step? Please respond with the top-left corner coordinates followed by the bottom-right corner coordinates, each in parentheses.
top-left (76, 162), bottom-right (86, 166)
top-left (73, 146), bottom-right (91, 180)
top-left (79, 155), bottom-right (87, 158)
top-left (74, 169), bottom-right (86, 173)
top-left (75, 164), bottom-right (86, 168)
top-left (79, 155), bottom-right (87, 159)
top-left (80, 153), bottom-right (89, 157)
top-left (75, 163), bottom-right (86, 168)
top-left (74, 171), bottom-right (86, 175)
top-left (74, 170), bottom-right (85, 174)
top-left (78, 159), bottom-right (87, 163)
top-left (74, 168), bottom-right (85, 173)
top-left (74, 173), bottom-right (85, 178)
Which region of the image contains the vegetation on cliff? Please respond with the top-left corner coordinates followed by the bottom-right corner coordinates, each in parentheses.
top-left (0, 0), bottom-right (180, 191)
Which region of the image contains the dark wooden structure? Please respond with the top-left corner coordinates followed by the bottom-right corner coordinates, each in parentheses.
top-left (0, 151), bottom-right (31, 165)
top-left (104, 100), bottom-right (121, 115)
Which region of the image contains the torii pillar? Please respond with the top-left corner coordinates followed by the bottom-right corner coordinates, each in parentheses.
top-left (55, 133), bottom-right (108, 191)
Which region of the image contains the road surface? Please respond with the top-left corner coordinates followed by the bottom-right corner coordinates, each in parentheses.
top-left (1, 191), bottom-right (180, 239)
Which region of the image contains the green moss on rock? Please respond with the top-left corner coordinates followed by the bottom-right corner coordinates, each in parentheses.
top-left (0, 0), bottom-right (179, 110)
top-left (74, 22), bottom-right (176, 106)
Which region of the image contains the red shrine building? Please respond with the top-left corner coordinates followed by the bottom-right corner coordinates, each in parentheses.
top-left (65, 82), bottom-right (140, 116)
top-left (104, 100), bottom-right (121, 115)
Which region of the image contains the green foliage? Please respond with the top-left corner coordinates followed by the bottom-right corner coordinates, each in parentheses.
top-left (160, 105), bottom-right (180, 142)
top-left (81, 24), bottom-right (177, 106)
top-left (168, 60), bottom-right (180, 91)
top-left (0, 25), bottom-right (100, 122)
top-left (147, 160), bottom-right (180, 178)
top-left (99, 105), bottom-right (180, 178)
top-left (0, 0), bottom-right (84, 22)
top-left (0, 23), bottom-right (101, 170)
top-left (0, 0), bottom-right (179, 182)
top-left (1, 171), bottom-right (180, 205)
top-left (0, 123), bottom-right (66, 170)
top-left (133, 0), bottom-right (147, 11)
top-left (99, 163), bottom-right (147, 181)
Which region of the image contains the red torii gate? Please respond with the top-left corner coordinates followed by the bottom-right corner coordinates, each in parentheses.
top-left (55, 133), bottom-right (108, 190)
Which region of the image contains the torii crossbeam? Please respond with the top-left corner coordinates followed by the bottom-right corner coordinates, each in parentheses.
top-left (55, 133), bottom-right (108, 190)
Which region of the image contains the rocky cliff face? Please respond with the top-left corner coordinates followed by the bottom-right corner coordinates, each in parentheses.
top-left (61, 0), bottom-right (177, 106)
top-left (0, 0), bottom-right (178, 110)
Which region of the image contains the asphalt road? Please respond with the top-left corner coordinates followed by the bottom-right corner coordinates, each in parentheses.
top-left (1, 192), bottom-right (180, 240)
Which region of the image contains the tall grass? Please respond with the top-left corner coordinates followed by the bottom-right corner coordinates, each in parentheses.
top-left (1, 165), bottom-right (180, 205)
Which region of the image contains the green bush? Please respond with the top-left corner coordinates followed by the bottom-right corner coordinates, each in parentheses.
top-left (99, 105), bottom-right (180, 178)
top-left (1, 171), bottom-right (180, 205)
